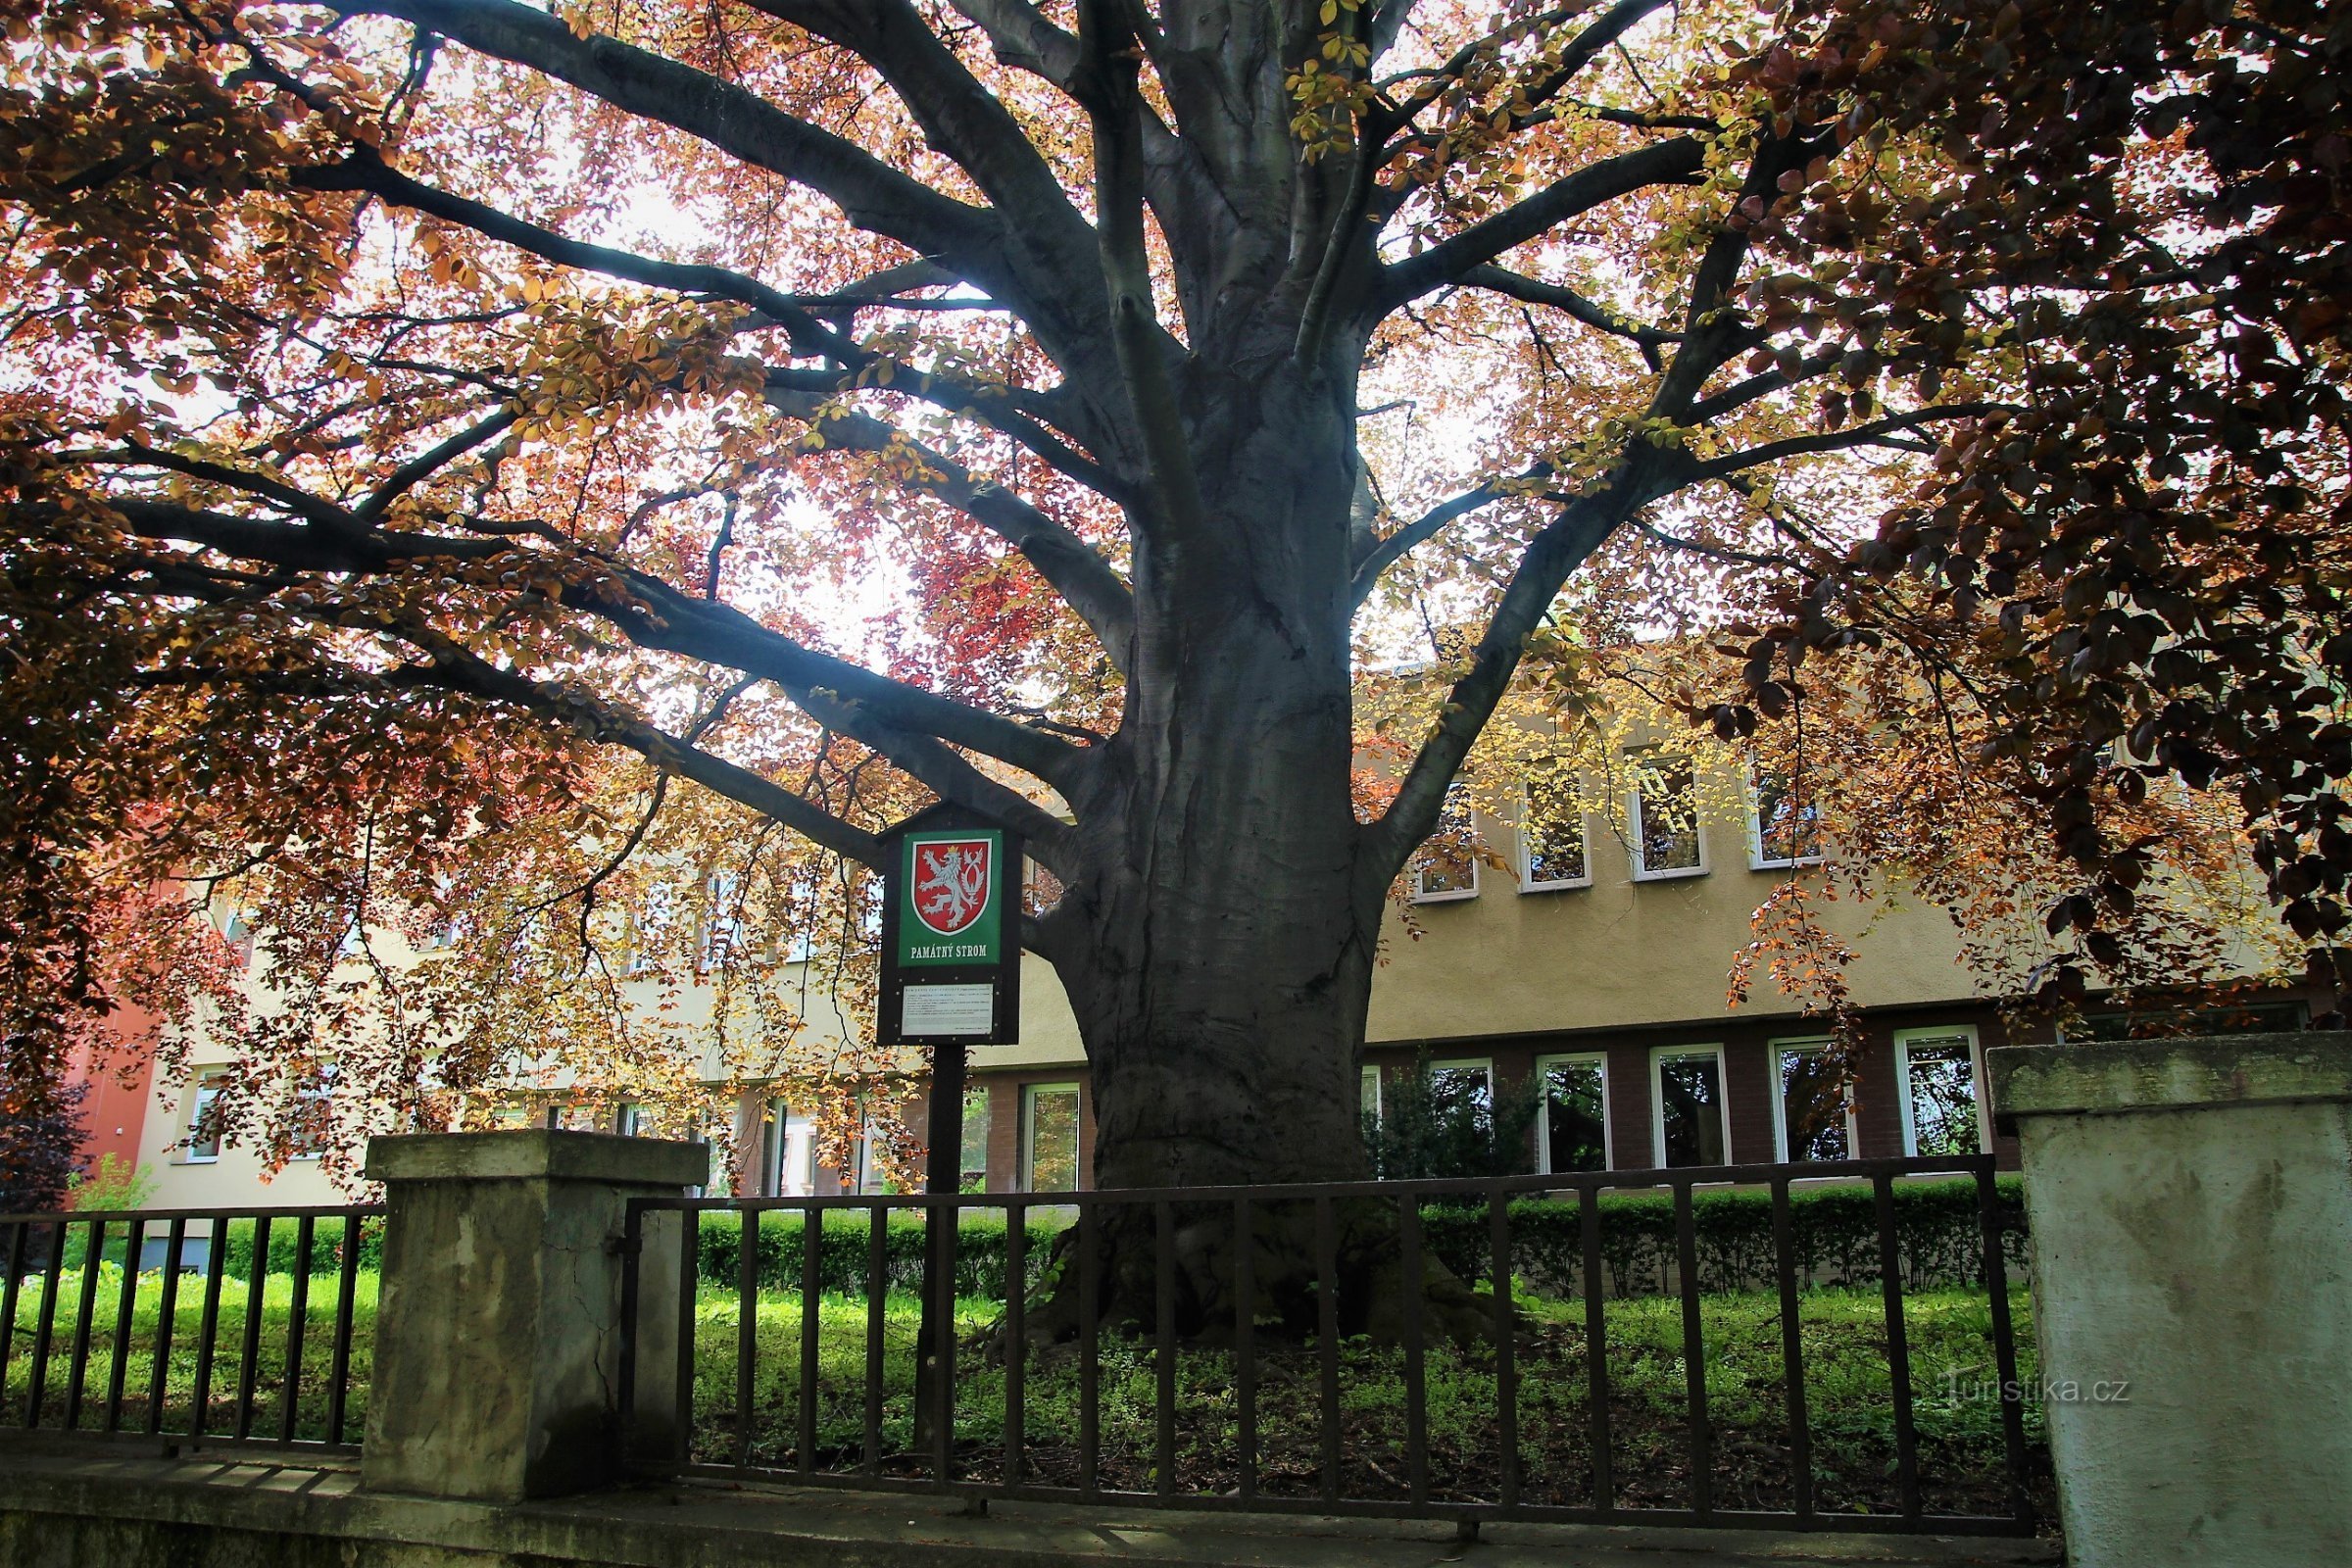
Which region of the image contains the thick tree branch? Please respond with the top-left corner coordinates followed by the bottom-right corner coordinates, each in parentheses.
top-left (1365, 447), bottom-right (1690, 881)
top-left (1348, 465), bottom-right (1546, 604)
top-left (1459, 265), bottom-right (1680, 367)
top-left (1076, 1), bottom-right (1206, 541)
top-left (92, 493), bottom-right (1090, 790)
top-left (294, 154), bottom-right (1106, 490)
top-left (1377, 136), bottom-right (1706, 309)
top-left (762, 379), bottom-right (1136, 669)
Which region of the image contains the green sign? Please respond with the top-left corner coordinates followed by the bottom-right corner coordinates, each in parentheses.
top-left (896, 828), bottom-right (1004, 967)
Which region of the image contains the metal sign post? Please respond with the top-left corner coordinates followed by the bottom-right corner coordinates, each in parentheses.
top-left (878, 805), bottom-right (1023, 1452)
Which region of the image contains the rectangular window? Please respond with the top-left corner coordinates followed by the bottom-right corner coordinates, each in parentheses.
top-left (1410, 783), bottom-right (1481, 902)
top-left (1519, 764), bottom-right (1591, 891)
top-left (1897, 1028), bottom-right (1984, 1158)
top-left (699, 873), bottom-right (742, 972)
top-left (959, 1086), bottom-right (991, 1192)
top-left (288, 1068), bottom-right (333, 1160)
top-left (1631, 754), bottom-right (1706, 879)
top-left (758, 1102), bottom-right (815, 1197)
top-left (1749, 767), bottom-right (1824, 869)
top-left (1773, 1041), bottom-right (1851, 1162)
top-left (1651, 1046), bottom-right (1728, 1168)
top-left (1427, 1057), bottom-right (1494, 1117)
top-left (1360, 1064), bottom-right (1383, 1124)
top-left (183, 1072), bottom-right (228, 1162)
top-left (613, 1102), bottom-right (644, 1138)
top-left (1537, 1054), bottom-right (1608, 1173)
top-left (1022, 1083), bottom-right (1082, 1193)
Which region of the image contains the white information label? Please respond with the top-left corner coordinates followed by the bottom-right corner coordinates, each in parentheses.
top-left (901, 981), bottom-right (995, 1037)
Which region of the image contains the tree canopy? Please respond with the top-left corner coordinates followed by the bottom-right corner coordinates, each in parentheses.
top-left (1, 0), bottom-right (2345, 1182)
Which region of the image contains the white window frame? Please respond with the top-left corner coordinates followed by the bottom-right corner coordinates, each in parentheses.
top-left (287, 1065), bottom-right (335, 1161)
top-left (613, 1102), bottom-right (644, 1138)
top-left (1894, 1025), bottom-right (1989, 1160)
top-left (181, 1071), bottom-right (228, 1164)
top-left (1767, 1037), bottom-right (1857, 1164)
top-left (1746, 769), bottom-right (1827, 872)
top-left (1359, 1064), bottom-right (1383, 1123)
top-left (1648, 1044), bottom-right (1732, 1168)
top-left (1428, 1055), bottom-right (1495, 1111)
top-left (1516, 780), bottom-right (1593, 893)
top-left (1628, 754), bottom-right (1709, 882)
top-left (1410, 784), bottom-right (1482, 903)
top-left (1534, 1051), bottom-right (1611, 1173)
top-left (1020, 1081), bottom-right (1084, 1194)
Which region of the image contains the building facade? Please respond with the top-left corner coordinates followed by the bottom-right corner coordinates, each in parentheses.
top-left (104, 752), bottom-right (2313, 1209)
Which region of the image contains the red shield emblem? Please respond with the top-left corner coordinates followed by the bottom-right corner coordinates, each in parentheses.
top-left (912, 838), bottom-right (993, 936)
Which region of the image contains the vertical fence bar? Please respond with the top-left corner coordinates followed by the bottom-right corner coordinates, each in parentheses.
top-left (104, 1217), bottom-right (145, 1433)
top-left (1579, 1184), bottom-right (1612, 1514)
top-left (25, 1219), bottom-right (70, 1427)
top-left (674, 1205), bottom-right (699, 1465)
top-left (1977, 1165), bottom-right (2034, 1530)
top-left (1153, 1200), bottom-right (1176, 1497)
top-left (1673, 1182), bottom-right (1712, 1517)
top-left (233, 1214), bottom-right (270, 1440)
top-left (932, 1199), bottom-right (957, 1488)
top-left (1004, 1198), bottom-right (1026, 1488)
top-left (1398, 1191), bottom-right (1429, 1508)
top-left (1874, 1171), bottom-right (1922, 1523)
top-left (736, 1206), bottom-right (760, 1471)
top-left (1078, 1200), bottom-right (1101, 1500)
top-left (148, 1219), bottom-right (185, 1436)
top-left (325, 1214), bottom-right (363, 1446)
top-left (187, 1219), bottom-right (226, 1438)
top-left (1234, 1195), bottom-right (1257, 1504)
top-left (1770, 1176), bottom-right (1814, 1525)
top-left (0, 1220), bottom-right (26, 1409)
top-left (278, 1215), bottom-right (315, 1444)
top-left (799, 1205), bottom-right (822, 1475)
top-left (860, 1204), bottom-right (884, 1474)
top-left (1489, 1188), bottom-right (1519, 1511)
top-left (63, 1218), bottom-right (106, 1430)
top-left (1315, 1195), bottom-right (1341, 1506)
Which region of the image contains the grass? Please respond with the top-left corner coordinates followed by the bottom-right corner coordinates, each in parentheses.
top-left (3, 1262), bottom-right (2048, 1523)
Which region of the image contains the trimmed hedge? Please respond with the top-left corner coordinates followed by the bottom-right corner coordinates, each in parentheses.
top-left (686, 1177), bottom-right (2027, 1302)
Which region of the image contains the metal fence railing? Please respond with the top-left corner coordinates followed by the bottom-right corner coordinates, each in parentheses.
top-left (0, 1205), bottom-right (381, 1454)
top-left (618, 1156), bottom-right (2042, 1536)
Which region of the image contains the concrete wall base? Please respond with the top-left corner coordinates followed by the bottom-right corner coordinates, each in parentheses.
top-left (0, 1448), bottom-right (2057, 1568)
top-left (1988, 1033), bottom-right (2352, 1568)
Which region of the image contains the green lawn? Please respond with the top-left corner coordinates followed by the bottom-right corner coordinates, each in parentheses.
top-left (5, 1261), bottom-right (2046, 1521)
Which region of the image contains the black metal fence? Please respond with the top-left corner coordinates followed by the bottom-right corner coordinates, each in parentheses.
top-left (0, 1204), bottom-right (381, 1453)
top-left (619, 1156), bottom-right (2039, 1535)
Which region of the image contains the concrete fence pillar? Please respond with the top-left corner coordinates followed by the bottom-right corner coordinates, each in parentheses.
top-left (1987, 1033), bottom-right (2352, 1567)
top-left (360, 1130), bottom-right (709, 1503)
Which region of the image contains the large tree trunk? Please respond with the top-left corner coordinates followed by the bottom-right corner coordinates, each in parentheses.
top-left (1005, 365), bottom-right (1501, 1347)
top-left (1054, 360), bottom-right (1380, 1193)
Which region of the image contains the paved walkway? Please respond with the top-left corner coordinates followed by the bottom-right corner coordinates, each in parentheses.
top-left (0, 1444), bottom-right (2062, 1568)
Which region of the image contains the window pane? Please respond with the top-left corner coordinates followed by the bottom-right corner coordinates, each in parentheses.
top-left (1543, 1059), bottom-right (1606, 1172)
top-left (188, 1076), bottom-right (225, 1160)
top-left (1905, 1039), bottom-right (1982, 1156)
top-left (1414, 783), bottom-right (1479, 897)
top-left (1778, 1050), bottom-right (1848, 1161)
top-left (1636, 755), bottom-right (1702, 873)
top-left (1523, 766), bottom-right (1588, 885)
top-left (959, 1087), bottom-right (991, 1191)
top-left (1360, 1065), bottom-right (1382, 1122)
top-left (1754, 768), bottom-right (1821, 864)
top-left (1026, 1086), bottom-right (1081, 1192)
top-left (1656, 1053), bottom-right (1725, 1167)
top-left (1428, 1062), bottom-right (1493, 1118)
